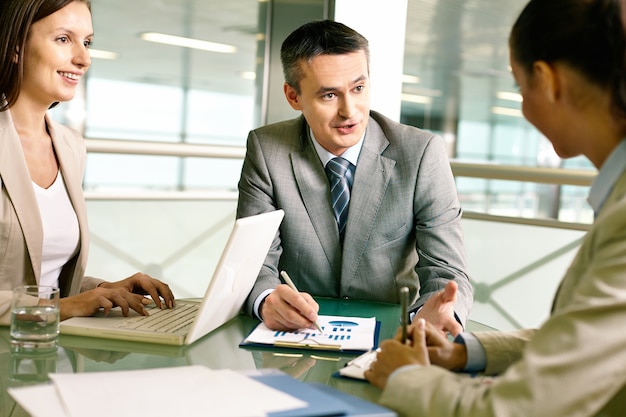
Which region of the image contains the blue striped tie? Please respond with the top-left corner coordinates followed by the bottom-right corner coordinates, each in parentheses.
top-left (325, 157), bottom-right (353, 242)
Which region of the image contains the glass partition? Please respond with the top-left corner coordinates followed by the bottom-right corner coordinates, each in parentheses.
top-left (85, 199), bottom-right (585, 332)
top-left (462, 218), bottom-right (585, 331)
top-left (72, 0), bottom-right (263, 192)
top-left (400, 0), bottom-right (596, 223)
top-left (85, 200), bottom-right (239, 299)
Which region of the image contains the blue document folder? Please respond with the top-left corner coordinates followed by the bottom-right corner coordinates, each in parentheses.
top-left (247, 369), bottom-right (396, 417)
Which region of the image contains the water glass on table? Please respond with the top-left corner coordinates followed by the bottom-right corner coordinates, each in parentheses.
top-left (10, 285), bottom-right (60, 349)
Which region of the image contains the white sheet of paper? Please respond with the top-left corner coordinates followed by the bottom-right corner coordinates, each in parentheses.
top-left (339, 349), bottom-right (379, 380)
top-left (9, 366), bottom-right (307, 417)
top-left (8, 384), bottom-right (69, 417)
top-left (243, 315), bottom-right (376, 351)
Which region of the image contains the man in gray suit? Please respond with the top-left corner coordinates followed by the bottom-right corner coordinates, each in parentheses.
top-left (237, 20), bottom-right (473, 334)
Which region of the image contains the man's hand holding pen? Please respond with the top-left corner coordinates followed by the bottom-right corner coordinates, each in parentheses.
top-left (260, 278), bottom-right (320, 331)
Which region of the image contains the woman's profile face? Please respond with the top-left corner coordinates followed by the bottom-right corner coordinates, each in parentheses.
top-left (510, 51), bottom-right (587, 161)
top-left (509, 54), bottom-right (543, 133)
top-left (20, 1), bottom-right (93, 108)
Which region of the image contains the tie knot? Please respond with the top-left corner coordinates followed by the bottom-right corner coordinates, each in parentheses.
top-left (326, 157), bottom-right (351, 178)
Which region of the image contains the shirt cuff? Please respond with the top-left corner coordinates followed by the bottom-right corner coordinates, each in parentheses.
top-left (408, 306), bottom-right (421, 322)
top-left (454, 332), bottom-right (487, 373)
top-left (253, 289), bottom-right (274, 320)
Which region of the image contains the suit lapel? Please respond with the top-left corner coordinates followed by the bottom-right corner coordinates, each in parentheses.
top-left (0, 110), bottom-right (43, 282)
top-left (291, 126), bottom-right (342, 273)
top-left (342, 118), bottom-right (395, 284)
top-left (552, 168), bottom-right (626, 313)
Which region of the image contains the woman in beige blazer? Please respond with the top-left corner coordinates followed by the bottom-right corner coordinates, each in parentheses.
top-left (366, 0), bottom-right (626, 415)
top-left (0, 0), bottom-right (174, 325)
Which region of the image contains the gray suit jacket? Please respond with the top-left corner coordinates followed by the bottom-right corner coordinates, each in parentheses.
top-left (237, 111), bottom-right (473, 324)
top-left (379, 168), bottom-right (626, 416)
top-left (0, 109), bottom-right (101, 324)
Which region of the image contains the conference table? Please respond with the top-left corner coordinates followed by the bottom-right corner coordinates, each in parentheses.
top-left (0, 298), bottom-right (493, 416)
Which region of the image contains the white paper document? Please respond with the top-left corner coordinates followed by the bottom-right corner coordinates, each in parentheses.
top-left (242, 315), bottom-right (377, 352)
top-left (9, 366), bottom-right (307, 417)
top-left (339, 349), bottom-right (379, 380)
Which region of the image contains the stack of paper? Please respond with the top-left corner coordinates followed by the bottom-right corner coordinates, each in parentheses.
top-left (9, 366), bottom-right (306, 417)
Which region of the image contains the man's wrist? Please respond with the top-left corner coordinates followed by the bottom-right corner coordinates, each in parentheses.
top-left (258, 298), bottom-right (266, 320)
top-left (253, 289), bottom-right (274, 320)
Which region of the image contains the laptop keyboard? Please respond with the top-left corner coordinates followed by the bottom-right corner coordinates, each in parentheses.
top-left (115, 302), bottom-right (199, 333)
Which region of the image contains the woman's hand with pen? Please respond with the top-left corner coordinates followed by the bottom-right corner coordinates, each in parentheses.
top-left (365, 318), bottom-right (468, 389)
top-left (365, 318), bottom-right (430, 389)
top-left (403, 318), bottom-right (468, 371)
top-left (260, 284), bottom-right (320, 331)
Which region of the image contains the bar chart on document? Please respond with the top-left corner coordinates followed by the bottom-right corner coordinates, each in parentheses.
top-left (241, 315), bottom-right (377, 352)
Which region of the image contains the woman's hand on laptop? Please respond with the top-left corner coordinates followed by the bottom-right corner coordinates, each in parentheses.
top-left (58, 273), bottom-right (174, 321)
top-left (59, 286), bottom-right (154, 320)
top-left (99, 272), bottom-right (176, 310)
top-left (260, 284), bottom-right (319, 331)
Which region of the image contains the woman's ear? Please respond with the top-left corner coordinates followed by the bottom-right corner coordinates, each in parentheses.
top-left (13, 47), bottom-right (19, 64)
top-left (533, 61), bottom-right (559, 103)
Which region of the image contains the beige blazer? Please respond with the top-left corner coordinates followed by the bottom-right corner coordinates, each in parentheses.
top-left (0, 109), bottom-right (101, 324)
top-left (378, 169), bottom-right (626, 416)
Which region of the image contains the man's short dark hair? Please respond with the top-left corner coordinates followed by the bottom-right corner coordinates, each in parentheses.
top-left (280, 20), bottom-right (369, 94)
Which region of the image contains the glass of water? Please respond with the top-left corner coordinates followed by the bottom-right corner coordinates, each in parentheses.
top-left (10, 285), bottom-right (60, 349)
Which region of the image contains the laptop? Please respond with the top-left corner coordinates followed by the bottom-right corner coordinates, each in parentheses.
top-left (60, 210), bottom-right (284, 346)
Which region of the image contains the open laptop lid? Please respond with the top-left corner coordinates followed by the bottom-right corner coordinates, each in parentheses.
top-left (59, 210), bottom-right (284, 345)
top-left (185, 209), bottom-right (283, 344)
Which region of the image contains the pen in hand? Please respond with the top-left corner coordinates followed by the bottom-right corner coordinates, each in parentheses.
top-left (280, 271), bottom-right (324, 334)
top-left (400, 286), bottom-right (409, 344)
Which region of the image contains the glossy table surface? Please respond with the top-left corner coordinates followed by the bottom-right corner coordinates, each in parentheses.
top-left (0, 298), bottom-right (493, 416)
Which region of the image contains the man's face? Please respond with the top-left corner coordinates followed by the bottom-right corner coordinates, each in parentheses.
top-left (284, 51), bottom-right (370, 156)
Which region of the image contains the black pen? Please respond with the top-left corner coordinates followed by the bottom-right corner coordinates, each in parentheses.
top-left (280, 271), bottom-right (324, 334)
top-left (400, 286), bottom-right (409, 344)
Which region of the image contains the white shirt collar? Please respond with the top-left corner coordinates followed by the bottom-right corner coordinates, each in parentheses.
top-left (310, 128), bottom-right (365, 168)
top-left (588, 138), bottom-right (626, 215)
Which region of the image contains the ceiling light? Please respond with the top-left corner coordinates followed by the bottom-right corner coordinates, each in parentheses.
top-left (407, 87), bottom-right (442, 97)
top-left (240, 71), bottom-right (256, 80)
top-left (401, 93), bottom-right (432, 105)
top-left (402, 74), bottom-right (421, 84)
top-left (491, 106), bottom-right (523, 117)
top-left (89, 49), bottom-right (118, 60)
top-left (140, 32), bottom-right (237, 53)
top-left (496, 91), bottom-right (522, 102)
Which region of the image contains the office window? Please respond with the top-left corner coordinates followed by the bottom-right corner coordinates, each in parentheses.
top-left (400, 0), bottom-right (594, 223)
top-left (77, 0), bottom-right (263, 192)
